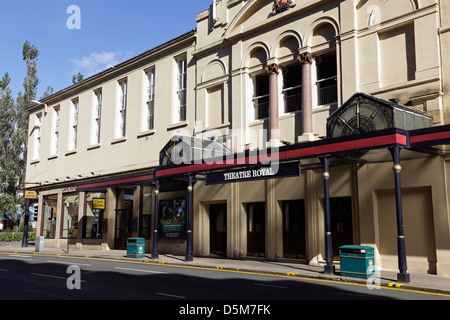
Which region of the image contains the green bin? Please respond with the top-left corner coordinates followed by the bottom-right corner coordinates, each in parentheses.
top-left (127, 237), bottom-right (145, 258)
top-left (339, 245), bottom-right (375, 279)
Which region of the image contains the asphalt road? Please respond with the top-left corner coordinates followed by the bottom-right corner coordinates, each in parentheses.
top-left (0, 252), bottom-right (448, 310)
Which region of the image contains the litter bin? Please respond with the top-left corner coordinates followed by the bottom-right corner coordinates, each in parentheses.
top-left (127, 237), bottom-right (145, 258)
top-left (35, 236), bottom-right (44, 253)
top-left (339, 245), bottom-right (375, 279)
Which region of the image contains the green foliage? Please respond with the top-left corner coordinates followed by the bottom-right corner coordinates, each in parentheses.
top-left (72, 72), bottom-right (84, 84)
top-left (0, 41), bottom-right (40, 221)
top-left (0, 230), bottom-right (36, 242)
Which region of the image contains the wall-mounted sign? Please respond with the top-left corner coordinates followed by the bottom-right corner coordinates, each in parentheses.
top-left (25, 191), bottom-right (38, 199)
top-left (205, 162), bottom-right (300, 185)
top-left (92, 198), bottom-right (105, 210)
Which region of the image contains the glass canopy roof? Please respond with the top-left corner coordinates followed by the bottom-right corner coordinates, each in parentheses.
top-left (327, 92), bottom-right (433, 138)
top-left (160, 135), bottom-right (232, 166)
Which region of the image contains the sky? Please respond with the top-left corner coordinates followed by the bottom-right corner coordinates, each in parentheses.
top-left (0, 0), bottom-right (213, 100)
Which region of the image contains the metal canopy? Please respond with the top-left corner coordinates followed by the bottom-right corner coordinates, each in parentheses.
top-left (159, 135), bottom-right (232, 167)
top-left (327, 92), bottom-right (433, 138)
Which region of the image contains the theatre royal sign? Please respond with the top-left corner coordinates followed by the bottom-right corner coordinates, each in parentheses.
top-left (205, 162), bottom-right (300, 185)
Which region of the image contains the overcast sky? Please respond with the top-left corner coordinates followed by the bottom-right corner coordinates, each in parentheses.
top-left (0, 0), bottom-right (213, 99)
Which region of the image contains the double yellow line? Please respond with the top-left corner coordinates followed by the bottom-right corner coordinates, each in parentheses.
top-left (2, 251), bottom-right (449, 298)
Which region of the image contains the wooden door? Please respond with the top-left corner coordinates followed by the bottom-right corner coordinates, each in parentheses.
top-left (282, 200), bottom-right (306, 259)
top-left (115, 209), bottom-right (132, 249)
top-left (210, 203), bottom-right (227, 256)
top-left (247, 203), bottom-right (265, 257)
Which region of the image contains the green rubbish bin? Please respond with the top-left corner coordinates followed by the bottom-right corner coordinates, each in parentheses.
top-left (339, 245), bottom-right (375, 279)
top-left (127, 238), bottom-right (145, 258)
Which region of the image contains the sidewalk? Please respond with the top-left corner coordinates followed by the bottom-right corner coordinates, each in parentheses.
top-left (1, 241), bottom-right (450, 296)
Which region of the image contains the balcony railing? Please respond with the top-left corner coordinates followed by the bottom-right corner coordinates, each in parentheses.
top-left (317, 76), bottom-right (337, 106)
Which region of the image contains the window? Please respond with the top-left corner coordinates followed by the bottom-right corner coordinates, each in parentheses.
top-left (252, 73), bottom-right (269, 120)
top-left (144, 69), bottom-right (155, 131)
top-left (83, 192), bottom-right (106, 239)
top-left (140, 186), bottom-right (152, 239)
top-left (62, 193), bottom-right (79, 238)
top-left (68, 98), bottom-right (79, 151)
top-left (316, 51), bottom-right (337, 106)
top-left (175, 57), bottom-right (187, 122)
top-left (32, 113), bottom-right (42, 160)
top-left (50, 106), bottom-right (60, 155)
top-left (282, 64), bottom-right (302, 113)
top-left (43, 195), bottom-right (58, 239)
top-left (92, 90), bottom-right (102, 145)
top-left (117, 80), bottom-right (127, 137)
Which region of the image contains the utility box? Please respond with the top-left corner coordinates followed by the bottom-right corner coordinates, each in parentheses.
top-left (127, 238), bottom-right (145, 258)
top-left (339, 245), bottom-right (375, 279)
top-left (35, 236), bottom-right (44, 253)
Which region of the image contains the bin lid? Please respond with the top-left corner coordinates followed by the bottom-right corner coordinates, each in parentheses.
top-left (127, 237), bottom-right (145, 242)
top-left (339, 245), bottom-right (374, 250)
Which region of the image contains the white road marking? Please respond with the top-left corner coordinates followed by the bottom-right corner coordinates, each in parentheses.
top-left (114, 267), bottom-right (166, 274)
top-left (47, 260), bottom-right (92, 266)
top-left (254, 283), bottom-right (289, 289)
top-left (30, 273), bottom-right (86, 282)
top-left (155, 292), bottom-right (186, 299)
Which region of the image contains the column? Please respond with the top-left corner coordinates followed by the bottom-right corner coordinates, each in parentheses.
top-left (265, 63), bottom-right (280, 146)
top-left (320, 156), bottom-right (335, 275)
top-left (152, 180), bottom-right (160, 259)
top-left (298, 52), bottom-right (314, 141)
top-left (186, 174), bottom-right (194, 262)
top-left (389, 147), bottom-right (410, 283)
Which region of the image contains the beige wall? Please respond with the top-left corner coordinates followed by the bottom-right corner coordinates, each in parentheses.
top-left (25, 1), bottom-right (450, 276)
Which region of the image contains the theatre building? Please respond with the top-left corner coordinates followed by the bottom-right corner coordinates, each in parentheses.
top-left (25, 0), bottom-right (450, 281)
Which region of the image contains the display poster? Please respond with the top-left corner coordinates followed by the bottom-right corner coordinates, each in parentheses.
top-left (159, 198), bottom-right (187, 240)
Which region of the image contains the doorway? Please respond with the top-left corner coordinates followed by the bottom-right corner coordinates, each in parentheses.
top-left (114, 209), bottom-right (132, 249)
top-left (330, 197), bottom-right (353, 258)
top-left (210, 203), bottom-right (227, 256)
top-left (282, 200), bottom-right (306, 259)
top-left (247, 202), bottom-right (266, 257)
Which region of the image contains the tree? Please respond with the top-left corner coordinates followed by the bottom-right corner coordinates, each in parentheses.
top-left (41, 86), bottom-right (54, 99)
top-left (72, 72), bottom-right (84, 84)
top-left (0, 73), bottom-right (16, 194)
top-left (13, 42), bottom-right (40, 221)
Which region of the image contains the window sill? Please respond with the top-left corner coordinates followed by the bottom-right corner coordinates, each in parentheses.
top-left (111, 137), bottom-right (127, 145)
top-left (87, 144), bottom-right (101, 151)
top-left (65, 150), bottom-right (77, 156)
top-left (137, 130), bottom-right (156, 139)
top-left (30, 159), bottom-right (40, 165)
top-left (167, 121), bottom-right (188, 131)
top-left (48, 155), bottom-right (58, 161)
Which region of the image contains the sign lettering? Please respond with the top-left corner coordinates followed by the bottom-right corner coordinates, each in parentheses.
top-left (205, 162), bottom-right (300, 185)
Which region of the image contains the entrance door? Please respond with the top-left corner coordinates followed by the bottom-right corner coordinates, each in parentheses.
top-left (282, 200), bottom-right (306, 259)
top-left (210, 203), bottom-right (227, 256)
top-left (330, 197), bottom-right (353, 258)
top-left (114, 209), bottom-right (133, 249)
top-left (247, 203), bottom-right (265, 257)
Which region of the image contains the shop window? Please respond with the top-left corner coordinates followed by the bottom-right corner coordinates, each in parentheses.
top-left (43, 195), bottom-right (58, 239)
top-left (62, 193), bottom-right (79, 238)
top-left (140, 186), bottom-right (152, 239)
top-left (84, 192), bottom-right (106, 239)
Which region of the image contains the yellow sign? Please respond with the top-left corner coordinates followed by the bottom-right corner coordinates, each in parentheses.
top-left (93, 198), bottom-right (106, 210)
top-left (25, 191), bottom-right (38, 199)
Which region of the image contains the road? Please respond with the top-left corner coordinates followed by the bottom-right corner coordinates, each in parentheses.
top-left (0, 252), bottom-right (448, 312)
